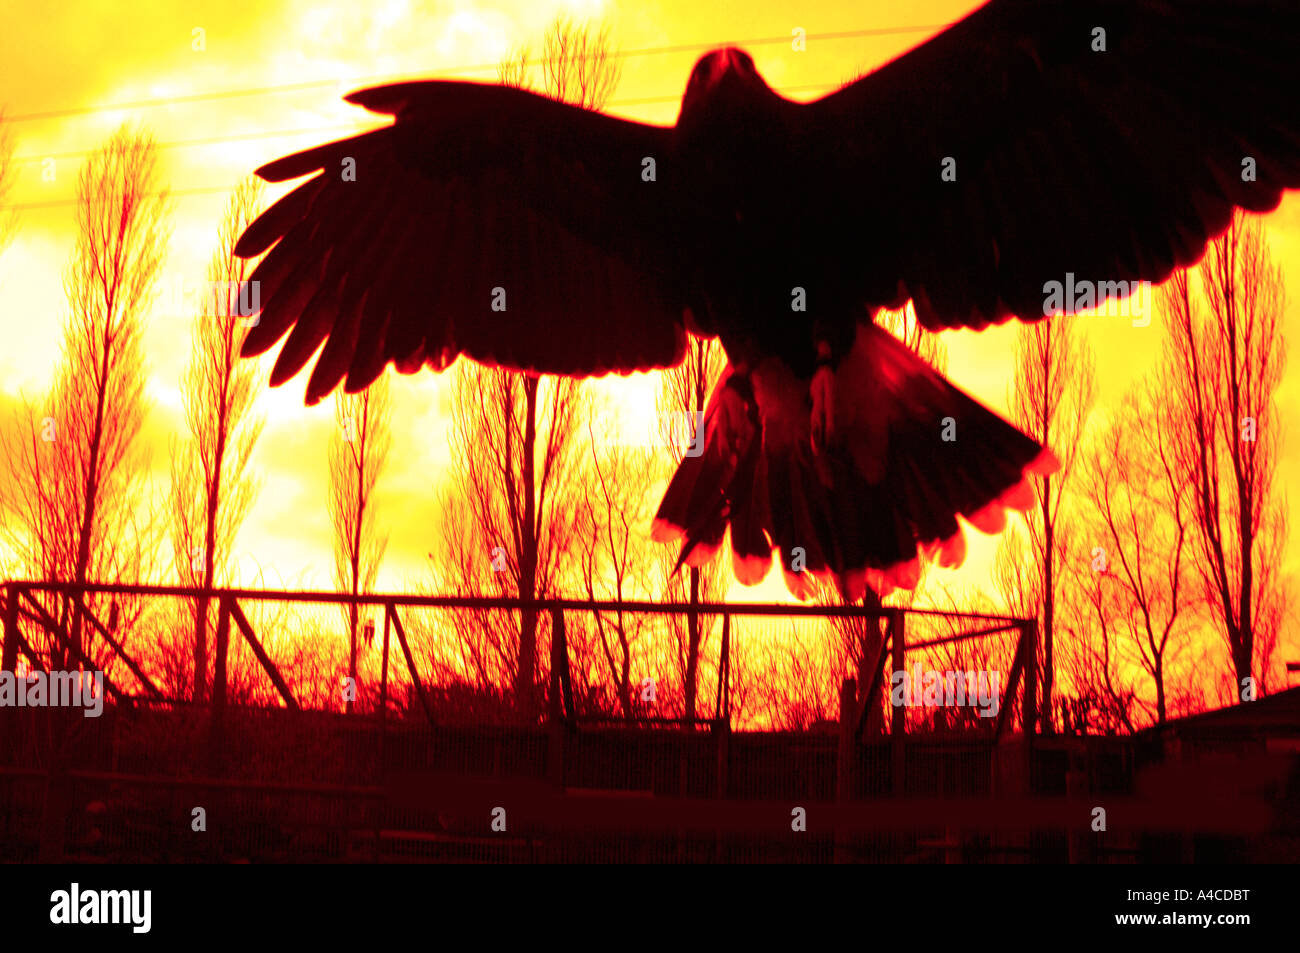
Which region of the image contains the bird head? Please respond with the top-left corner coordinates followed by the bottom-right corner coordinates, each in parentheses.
top-left (678, 47), bottom-right (775, 129)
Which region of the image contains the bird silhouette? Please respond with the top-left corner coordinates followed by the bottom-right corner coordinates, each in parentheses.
top-left (234, 0), bottom-right (1300, 600)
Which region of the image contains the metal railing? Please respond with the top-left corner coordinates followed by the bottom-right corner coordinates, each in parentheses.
top-left (1, 580), bottom-right (1036, 728)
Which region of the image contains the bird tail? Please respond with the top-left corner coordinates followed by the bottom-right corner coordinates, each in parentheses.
top-left (652, 320), bottom-right (1059, 599)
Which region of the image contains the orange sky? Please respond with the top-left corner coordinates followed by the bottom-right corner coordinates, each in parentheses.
top-left (0, 0), bottom-right (1297, 642)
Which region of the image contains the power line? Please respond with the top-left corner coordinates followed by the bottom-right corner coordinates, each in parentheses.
top-left (3, 79), bottom-right (843, 188)
top-left (4, 23), bottom-right (945, 125)
top-left (11, 123), bottom-right (376, 164)
top-left (7, 186), bottom-right (236, 212)
top-left (0, 16), bottom-right (953, 212)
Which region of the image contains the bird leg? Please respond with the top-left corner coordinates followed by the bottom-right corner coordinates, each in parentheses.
top-left (809, 338), bottom-right (835, 456)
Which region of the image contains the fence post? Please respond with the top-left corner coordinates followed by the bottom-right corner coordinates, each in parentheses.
top-left (1020, 617), bottom-right (1039, 850)
top-left (548, 608), bottom-right (567, 790)
top-left (1, 584), bottom-right (17, 673)
top-left (346, 595), bottom-right (358, 717)
top-left (372, 604), bottom-right (393, 862)
top-left (208, 596), bottom-right (231, 778)
top-left (889, 611), bottom-right (905, 797)
top-left (553, 608), bottom-right (574, 723)
top-left (379, 604), bottom-right (391, 760)
top-left (1019, 616), bottom-right (1040, 738)
top-left (721, 612), bottom-right (732, 721)
top-left (714, 612), bottom-right (732, 800)
top-left (836, 677), bottom-right (858, 862)
top-left (1, 585), bottom-right (18, 766)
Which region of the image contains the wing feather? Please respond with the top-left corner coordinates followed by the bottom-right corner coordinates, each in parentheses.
top-left (802, 0), bottom-right (1300, 329)
top-left (237, 80), bottom-right (688, 400)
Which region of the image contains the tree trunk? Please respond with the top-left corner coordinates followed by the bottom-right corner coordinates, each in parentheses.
top-left (684, 568), bottom-right (701, 720)
top-left (1043, 474), bottom-right (1055, 735)
top-left (192, 597), bottom-right (209, 703)
top-left (1232, 624), bottom-right (1253, 700)
top-left (516, 378), bottom-right (540, 719)
top-left (346, 401), bottom-right (366, 716)
top-left (619, 642), bottom-right (632, 718)
top-left (194, 424), bottom-right (227, 704)
top-left (1154, 655), bottom-right (1166, 724)
top-left (1235, 498), bottom-right (1254, 699)
top-left (858, 589), bottom-right (885, 734)
top-left (69, 329), bottom-right (114, 663)
top-left (347, 596), bottom-right (358, 714)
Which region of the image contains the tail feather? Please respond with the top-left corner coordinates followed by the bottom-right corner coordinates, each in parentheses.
top-left (654, 320), bottom-right (1059, 599)
top-left (726, 419), bottom-right (772, 585)
top-left (652, 369), bottom-right (760, 573)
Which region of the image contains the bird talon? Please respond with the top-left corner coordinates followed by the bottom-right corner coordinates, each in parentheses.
top-left (810, 365), bottom-right (834, 455)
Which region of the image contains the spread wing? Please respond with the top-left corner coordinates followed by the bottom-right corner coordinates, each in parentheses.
top-left (235, 81), bottom-right (688, 404)
top-left (801, 0), bottom-right (1300, 330)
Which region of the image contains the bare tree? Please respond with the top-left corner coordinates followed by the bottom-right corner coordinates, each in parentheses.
top-left (1078, 384), bottom-right (1196, 725)
top-left (999, 314), bottom-right (1096, 731)
top-left (439, 362), bottom-right (583, 717)
top-left (745, 619), bottom-right (841, 731)
top-left (1057, 617), bottom-right (1138, 736)
top-left (574, 420), bottom-right (660, 717)
top-left (1163, 211), bottom-right (1288, 701)
top-left (1, 125), bottom-right (170, 668)
top-left (172, 178), bottom-right (266, 701)
top-left (329, 377), bottom-right (392, 714)
top-left (656, 333), bottom-right (728, 719)
top-left (434, 17), bottom-right (620, 718)
top-left (496, 44), bottom-right (531, 90)
top-left (540, 17), bottom-right (621, 107)
top-left (498, 16), bottom-right (622, 108)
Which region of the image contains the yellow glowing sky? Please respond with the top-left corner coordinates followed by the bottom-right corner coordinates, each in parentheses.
top-left (0, 0), bottom-right (1297, 627)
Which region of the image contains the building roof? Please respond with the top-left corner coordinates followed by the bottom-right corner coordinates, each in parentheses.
top-left (1142, 686), bottom-right (1300, 739)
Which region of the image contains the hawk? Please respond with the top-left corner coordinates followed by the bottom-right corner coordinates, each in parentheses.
top-left (235, 0), bottom-right (1300, 599)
